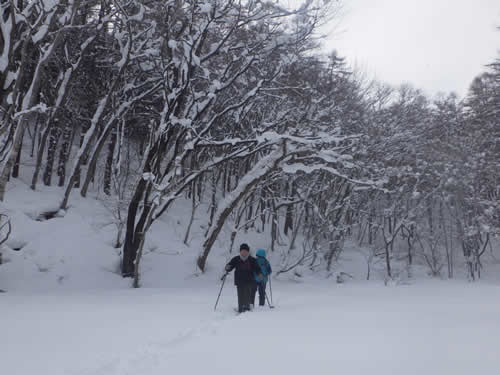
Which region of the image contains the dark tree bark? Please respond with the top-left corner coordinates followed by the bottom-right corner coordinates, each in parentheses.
top-left (12, 127), bottom-right (24, 178)
top-left (122, 178), bottom-right (151, 277)
top-left (284, 182), bottom-right (294, 235)
top-left (30, 119), bottom-right (39, 158)
top-left (183, 181), bottom-right (198, 245)
top-left (43, 125), bottom-right (60, 186)
top-left (139, 135), bottom-right (144, 156)
top-left (57, 124), bottom-right (73, 187)
top-left (73, 126), bottom-right (88, 189)
top-left (246, 192), bottom-right (254, 230)
top-left (260, 188), bottom-right (266, 232)
top-left (103, 125), bottom-right (117, 195)
top-left (204, 171), bottom-right (218, 237)
top-left (31, 121), bottom-right (51, 190)
top-left (226, 163), bottom-right (233, 193)
top-left (270, 199), bottom-right (278, 253)
top-left (121, 137), bottom-right (160, 277)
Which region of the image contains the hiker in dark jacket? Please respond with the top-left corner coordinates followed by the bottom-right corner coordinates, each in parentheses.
top-left (252, 249), bottom-right (272, 306)
top-left (225, 243), bottom-right (261, 313)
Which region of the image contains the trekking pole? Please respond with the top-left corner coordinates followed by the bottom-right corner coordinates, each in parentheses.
top-left (265, 291), bottom-right (274, 309)
top-left (214, 273), bottom-right (228, 311)
top-left (269, 276), bottom-right (273, 305)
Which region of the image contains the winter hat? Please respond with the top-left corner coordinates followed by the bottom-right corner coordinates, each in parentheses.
top-left (240, 243), bottom-right (250, 252)
top-left (256, 249), bottom-right (266, 258)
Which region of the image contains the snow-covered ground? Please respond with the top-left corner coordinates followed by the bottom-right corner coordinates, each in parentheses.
top-left (4, 281), bottom-right (500, 375)
top-left (3, 177), bottom-right (500, 375)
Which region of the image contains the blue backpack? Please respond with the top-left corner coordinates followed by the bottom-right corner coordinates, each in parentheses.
top-left (255, 249), bottom-right (272, 283)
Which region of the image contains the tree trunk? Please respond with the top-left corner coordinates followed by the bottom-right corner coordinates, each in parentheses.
top-left (57, 124), bottom-right (73, 187)
top-left (43, 124), bottom-right (60, 186)
top-left (260, 189), bottom-right (266, 232)
top-left (407, 226), bottom-right (413, 266)
top-left (288, 207), bottom-right (303, 252)
top-left (30, 119), bottom-right (39, 158)
top-left (229, 230), bottom-right (237, 254)
top-left (122, 179), bottom-right (150, 277)
top-left (12, 127), bottom-right (24, 178)
top-left (222, 163), bottom-right (227, 198)
top-left (387, 216), bottom-right (393, 253)
top-left (197, 150), bottom-right (286, 271)
top-left (183, 182), bottom-right (197, 245)
top-left (198, 187), bottom-right (252, 272)
top-left (121, 139), bottom-right (159, 277)
top-left (81, 127), bottom-right (108, 197)
top-left (0, 118), bottom-right (25, 200)
top-left (270, 199), bottom-right (278, 253)
top-left (204, 172), bottom-right (217, 237)
top-left (284, 204), bottom-right (293, 236)
top-left (440, 201), bottom-right (453, 278)
top-left (31, 121), bottom-right (52, 190)
top-left (103, 125), bottom-right (117, 195)
top-left (73, 127), bottom-right (87, 189)
top-left (246, 193), bottom-right (254, 230)
top-left (133, 206), bottom-right (155, 288)
top-left (385, 242), bottom-right (392, 279)
top-left (139, 135), bottom-right (145, 156)
top-left (226, 164), bottom-right (233, 192)
top-left (284, 183), bottom-right (294, 235)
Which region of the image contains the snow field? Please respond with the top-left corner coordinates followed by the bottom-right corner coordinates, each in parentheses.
top-left (3, 281), bottom-right (500, 375)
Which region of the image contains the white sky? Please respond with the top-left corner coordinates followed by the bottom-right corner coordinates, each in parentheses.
top-left (324, 0), bottom-right (500, 97)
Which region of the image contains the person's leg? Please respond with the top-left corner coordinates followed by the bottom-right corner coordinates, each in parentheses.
top-left (237, 285), bottom-right (244, 313)
top-left (250, 281), bottom-right (257, 308)
top-left (243, 283), bottom-right (253, 311)
top-left (258, 282), bottom-right (266, 306)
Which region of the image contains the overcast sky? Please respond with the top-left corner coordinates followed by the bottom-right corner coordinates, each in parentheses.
top-left (325, 0), bottom-right (500, 97)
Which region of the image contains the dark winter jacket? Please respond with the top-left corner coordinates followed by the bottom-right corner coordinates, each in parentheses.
top-left (226, 255), bottom-right (260, 286)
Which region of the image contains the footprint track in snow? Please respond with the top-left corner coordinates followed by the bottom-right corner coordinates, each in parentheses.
top-left (71, 310), bottom-right (238, 375)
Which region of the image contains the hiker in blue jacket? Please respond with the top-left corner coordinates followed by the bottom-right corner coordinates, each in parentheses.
top-left (252, 249), bottom-right (272, 307)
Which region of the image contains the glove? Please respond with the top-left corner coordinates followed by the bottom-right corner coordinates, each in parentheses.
top-left (225, 265), bottom-right (232, 272)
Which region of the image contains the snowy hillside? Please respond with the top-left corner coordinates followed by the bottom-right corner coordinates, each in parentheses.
top-left (0, 176), bottom-right (366, 291)
top-left (2, 174), bottom-right (500, 291)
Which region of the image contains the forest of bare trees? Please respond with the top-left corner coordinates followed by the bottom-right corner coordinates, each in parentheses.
top-left (0, 0), bottom-right (498, 286)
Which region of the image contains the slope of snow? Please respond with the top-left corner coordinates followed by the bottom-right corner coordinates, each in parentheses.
top-left (0, 180), bottom-right (127, 291)
top-left (3, 173), bottom-right (500, 291)
top-left (3, 281), bottom-right (500, 375)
